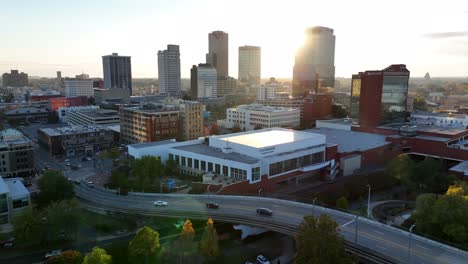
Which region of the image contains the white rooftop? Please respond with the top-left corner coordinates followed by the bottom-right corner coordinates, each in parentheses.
top-left (4, 178), bottom-right (29, 200)
top-left (216, 128), bottom-right (322, 149)
top-left (0, 177), bottom-right (8, 194)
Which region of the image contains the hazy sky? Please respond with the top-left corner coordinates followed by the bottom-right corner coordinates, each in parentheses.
top-left (1, 0), bottom-right (467, 78)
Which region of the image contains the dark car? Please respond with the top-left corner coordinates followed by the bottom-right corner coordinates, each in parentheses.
top-left (256, 208), bottom-right (273, 216)
top-left (206, 202), bottom-right (219, 209)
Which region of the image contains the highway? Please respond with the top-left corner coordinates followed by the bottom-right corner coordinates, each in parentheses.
top-left (75, 184), bottom-right (468, 264)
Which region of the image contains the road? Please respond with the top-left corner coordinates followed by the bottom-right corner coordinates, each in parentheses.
top-left (75, 184), bottom-right (468, 264)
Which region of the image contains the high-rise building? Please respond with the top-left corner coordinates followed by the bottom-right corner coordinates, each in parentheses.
top-left (65, 75), bottom-right (94, 98)
top-left (350, 64), bottom-right (410, 127)
top-left (293, 27), bottom-right (335, 97)
top-left (238, 46), bottom-right (261, 85)
top-left (2, 70), bottom-right (28, 88)
top-left (158, 45), bottom-right (181, 97)
top-left (178, 100), bottom-right (204, 140)
top-left (56, 71), bottom-right (63, 88)
top-left (102, 53), bottom-right (132, 95)
top-left (206, 31), bottom-right (228, 77)
top-left (216, 76), bottom-right (238, 96)
top-left (190, 64), bottom-right (217, 99)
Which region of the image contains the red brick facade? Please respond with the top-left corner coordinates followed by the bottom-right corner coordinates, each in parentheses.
top-left (48, 96), bottom-right (88, 111)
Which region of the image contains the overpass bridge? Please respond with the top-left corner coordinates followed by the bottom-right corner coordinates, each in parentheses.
top-left (75, 184), bottom-right (468, 264)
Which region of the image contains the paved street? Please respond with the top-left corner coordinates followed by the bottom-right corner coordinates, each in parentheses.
top-left (75, 184), bottom-right (468, 264)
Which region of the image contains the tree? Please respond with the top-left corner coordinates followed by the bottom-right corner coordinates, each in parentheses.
top-left (231, 123), bottom-right (242, 133)
top-left (110, 170), bottom-right (129, 189)
top-left (82, 247), bottom-right (112, 264)
top-left (45, 250), bottom-right (83, 264)
top-left (12, 208), bottom-right (43, 244)
top-left (413, 181), bottom-right (468, 246)
top-left (199, 218), bottom-right (220, 257)
top-left (106, 147), bottom-right (121, 162)
top-left (413, 96), bottom-right (428, 111)
top-left (42, 199), bottom-right (81, 241)
top-left (336, 197), bottom-right (349, 210)
top-left (128, 226), bottom-right (160, 264)
top-left (37, 170), bottom-right (74, 206)
top-left (295, 215), bottom-right (354, 264)
top-left (165, 159), bottom-right (178, 177)
top-left (209, 122), bottom-right (220, 135)
top-left (132, 156), bottom-right (164, 190)
top-left (180, 219), bottom-right (195, 242)
top-left (332, 104), bottom-right (349, 118)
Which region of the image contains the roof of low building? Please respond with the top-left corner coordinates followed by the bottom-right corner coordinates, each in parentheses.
top-left (174, 144), bottom-right (259, 164)
top-left (449, 161), bottom-right (468, 175)
top-left (0, 177), bottom-right (9, 194)
top-left (305, 128), bottom-right (390, 153)
top-left (4, 178), bottom-right (29, 200)
top-left (129, 139), bottom-right (177, 149)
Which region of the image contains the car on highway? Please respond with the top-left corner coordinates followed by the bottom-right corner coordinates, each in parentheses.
top-left (206, 202), bottom-right (219, 209)
top-left (73, 179), bottom-right (81, 185)
top-left (45, 249), bottom-right (63, 259)
top-left (64, 159), bottom-right (70, 163)
top-left (86, 181), bottom-right (95, 187)
top-left (256, 208), bottom-right (273, 216)
top-left (86, 157), bottom-right (93, 161)
top-left (153, 200), bottom-right (168, 206)
top-left (65, 162), bottom-right (71, 166)
top-left (256, 255), bottom-right (271, 264)
top-left (1, 237), bottom-right (15, 248)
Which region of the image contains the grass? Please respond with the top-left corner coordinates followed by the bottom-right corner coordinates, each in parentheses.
top-left (80, 210), bottom-right (136, 235)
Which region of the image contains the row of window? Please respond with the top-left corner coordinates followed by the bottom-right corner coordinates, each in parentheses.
top-left (269, 152), bottom-right (324, 176)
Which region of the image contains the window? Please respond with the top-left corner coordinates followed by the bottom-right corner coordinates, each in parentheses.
top-left (194, 159), bottom-right (199, 169)
top-left (222, 166), bottom-right (228, 176)
top-left (187, 158), bottom-right (192, 167)
top-left (215, 164), bottom-right (220, 174)
top-left (201, 161), bottom-right (206, 170)
top-left (208, 162), bottom-right (213, 172)
top-left (175, 155), bottom-right (180, 164)
top-left (0, 214), bottom-right (8, 224)
top-left (0, 194), bottom-right (7, 213)
top-left (13, 199), bottom-right (28, 209)
top-left (252, 167), bottom-right (260, 181)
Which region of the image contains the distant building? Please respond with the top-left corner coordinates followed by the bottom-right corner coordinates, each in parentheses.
top-left (2, 70), bottom-right (28, 88)
top-left (57, 105), bottom-right (99, 123)
top-left (120, 103), bottom-right (180, 144)
top-left (257, 84), bottom-right (290, 101)
top-left (102, 53), bottom-right (132, 95)
top-left (0, 177), bottom-right (31, 225)
top-left (238, 46), bottom-right (261, 85)
top-left (0, 129), bottom-right (34, 178)
top-left (206, 31), bottom-right (229, 77)
top-left (216, 76), bottom-right (237, 96)
top-left (38, 125), bottom-right (114, 157)
top-left (178, 100), bottom-right (205, 140)
top-left (293, 27), bottom-right (335, 96)
top-left (5, 107), bottom-right (49, 124)
top-left (65, 77), bottom-right (94, 98)
top-left (332, 92), bottom-right (350, 109)
top-left (410, 111), bottom-right (467, 129)
top-left (56, 71), bottom-right (63, 88)
top-left (190, 64), bottom-right (217, 99)
top-left (48, 96), bottom-right (88, 111)
top-left (93, 88), bottom-right (130, 104)
top-left (158, 45), bottom-right (181, 97)
top-left (350, 64), bottom-right (410, 127)
top-left (30, 90), bottom-right (62, 102)
top-left (61, 107), bottom-right (120, 126)
top-left (221, 104), bottom-right (300, 131)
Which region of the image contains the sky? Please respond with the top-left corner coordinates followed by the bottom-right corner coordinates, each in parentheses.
top-left (1, 0), bottom-right (468, 79)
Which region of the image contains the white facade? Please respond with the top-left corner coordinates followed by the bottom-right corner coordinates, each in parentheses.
top-left (128, 128), bottom-right (329, 184)
top-left (256, 84), bottom-right (290, 101)
top-left (65, 79), bottom-right (94, 98)
top-left (58, 106), bottom-right (99, 122)
top-left (410, 111), bottom-right (468, 128)
top-left (222, 104), bottom-right (300, 131)
top-left (158, 45), bottom-right (181, 97)
top-left (197, 67), bottom-right (217, 98)
top-left (238, 46), bottom-right (261, 84)
top-left (0, 177), bottom-right (30, 225)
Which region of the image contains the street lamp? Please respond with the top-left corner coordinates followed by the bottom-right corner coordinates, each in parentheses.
top-left (312, 198), bottom-right (318, 215)
top-left (257, 188), bottom-right (263, 208)
top-left (408, 224), bottom-right (416, 262)
top-left (366, 184), bottom-right (371, 218)
top-left (354, 215), bottom-right (359, 243)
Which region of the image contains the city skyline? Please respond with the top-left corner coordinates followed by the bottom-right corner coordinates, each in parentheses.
top-left (1, 0), bottom-right (468, 78)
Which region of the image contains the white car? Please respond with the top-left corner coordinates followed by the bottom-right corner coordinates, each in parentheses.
top-left (153, 200), bottom-right (168, 206)
top-left (256, 255), bottom-right (271, 264)
top-left (45, 249), bottom-right (63, 259)
top-left (86, 181), bottom-right (95, 187)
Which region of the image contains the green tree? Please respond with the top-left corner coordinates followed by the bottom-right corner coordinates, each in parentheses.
top-left (199, 218), bottom-right (220, 258)
top-left (12, 208), bottom-right (43, 244)
top-left (128, 226), bottom-right (160, 264)
top-left (332, 104), bottom-right (349, 118)
top-left (45, 250), bottom-right (83, 264)
top-left (413, 96), bottom-right (428, 111)
top-left (336, 197), bottom-right (349, 210)
top-left (106, 147), bottom-right (121, 162)
top-left (295, 215), bottom-right (354, 264)
top-left (82, 247), bottom-right (112, 264)
top-left (165, 159), bottom-right (178, 177)
top-left (110, 170), bottom-right (129, 189)
top-left (42, 199), bottom-right (81, 241)
top-left (413, 181), bottom-right (468, 246)
top-left (132, 156), bottom-right (164, 190)
top-left (387, 154), bottom-right (414, 186)
top-left (37, 170), bottom-right (74, 206)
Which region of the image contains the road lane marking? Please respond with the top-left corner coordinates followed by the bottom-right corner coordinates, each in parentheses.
top-left (415, 244), bottom-right (430, 251)
top-left (375, 245), bottom-right (390, 252)
top-left (340, 219), bottom-right (356, 228)
top-left (372, 229), bottom-right (385, 235)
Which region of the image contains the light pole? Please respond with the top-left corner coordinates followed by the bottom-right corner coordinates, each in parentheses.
top-left (366, 184), bottom-right (371, 218)
top-left (312, 198), bottom-right (317, 215)
top-left (257, 188), bottom-right (263, 209)
top-left (408, 224), bottom-right (416, 262)
top-left (354, 215), bottom-right (359, 243)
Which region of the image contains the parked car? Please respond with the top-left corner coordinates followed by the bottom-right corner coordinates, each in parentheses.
top-left (86, 181), bottom-right (95, 187)
top-left (1, 237), bottom-right (15, 248)
top-left (65, 162), bottom-right (71, 166)
top-left (86, 157), bottom-right (93, 161)
top-left (256, 208), bottom-right (273, 216)
top-left (3, 241), bottom-right (14, 248)
top-left (256, 255), bottom-right (271, 264)
top-left (153, 200), bottom-right (168, 206)
top-left (45, 250), bottom-right (63, 259)
top-left (206, 202), bottom-right (219, 209)
top-left (64, 159), bottom-right (70, 163)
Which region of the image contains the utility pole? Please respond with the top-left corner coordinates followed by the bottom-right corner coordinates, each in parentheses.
top-left (408, 224), bottom-right (416, 262)
top-left (366, 184), bottom-right (371, 218)
top-left (312, 198), bottom-right (317, 215)
top-left (354, 215), bottom-right (359, 243)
